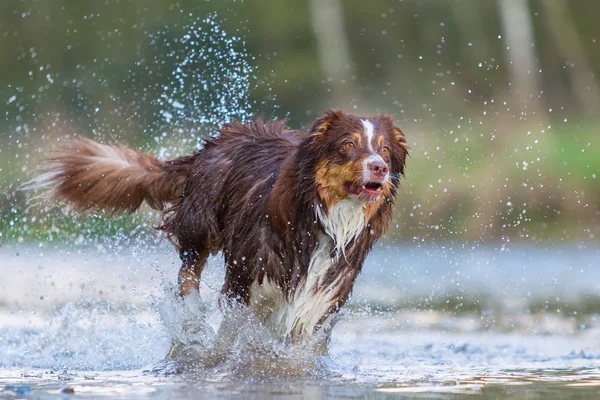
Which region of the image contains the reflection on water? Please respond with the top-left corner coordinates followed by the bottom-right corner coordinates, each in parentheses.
top-left (2, 369), bottom-right (600, 399)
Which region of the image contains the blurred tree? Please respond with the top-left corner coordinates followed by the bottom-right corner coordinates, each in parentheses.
top-left (540, 0), bottom-right (600, 116)
top-left (497, 0), bottom-right (543, 119)
top-left (309, 0), bottom-right (355, 108)
top-left (1, 0), bottom-right (599, 243)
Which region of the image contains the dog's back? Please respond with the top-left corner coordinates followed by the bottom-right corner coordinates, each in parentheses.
top-left (160, 119), bottom-right (302, 275)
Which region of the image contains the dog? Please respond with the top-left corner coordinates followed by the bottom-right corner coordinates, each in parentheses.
top-left (39, 109), bottom-right (409, 342)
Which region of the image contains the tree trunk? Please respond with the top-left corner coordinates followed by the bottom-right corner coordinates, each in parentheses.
top-left (497, 0), bottom-right (544, 119)
top-left (540, 0), bottom-right (600, 116)
top-left (309, 0), bottom-right (355, 107)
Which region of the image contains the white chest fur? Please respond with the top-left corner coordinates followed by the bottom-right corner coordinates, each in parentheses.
top-left (249, 199), bottom-right (367, 340)
top-left (316, 199), bottom-right (367, 257)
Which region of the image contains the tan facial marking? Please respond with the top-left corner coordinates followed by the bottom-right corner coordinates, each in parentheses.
top-left (315, 160), bottom-right (362, 209)
top-left (351, 133), bottom-right (362, 145)
top-left (316, 157), bottom-right (393, 222)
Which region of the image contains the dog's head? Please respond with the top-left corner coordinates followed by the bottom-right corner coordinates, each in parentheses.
top-left (306, 109), bottom-right (409, 209)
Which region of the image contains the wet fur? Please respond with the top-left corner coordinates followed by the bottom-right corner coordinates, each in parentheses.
top-left (39, 109), bottom-right (408, 341)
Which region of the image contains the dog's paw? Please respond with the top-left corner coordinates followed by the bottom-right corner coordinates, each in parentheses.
top-left (182, 290), bottom-right (207, 318)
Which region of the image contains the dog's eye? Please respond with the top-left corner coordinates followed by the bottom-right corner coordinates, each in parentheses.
top-left (382, 146), bottom-right (390, 155)
top-left (344, 142), bottom-right (355, 150)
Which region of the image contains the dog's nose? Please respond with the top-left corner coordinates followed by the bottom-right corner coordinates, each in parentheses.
top-left (368, 160), bottom-right (389, 177)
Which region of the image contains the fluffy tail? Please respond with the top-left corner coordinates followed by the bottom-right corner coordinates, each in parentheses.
top-left (30, 137), bottom-right (194, 214)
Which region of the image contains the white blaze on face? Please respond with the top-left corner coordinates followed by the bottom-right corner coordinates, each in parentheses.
top-left (361, 119), bottom-right (389, 184)
top-left (361, 119), bottom-right (375, 151)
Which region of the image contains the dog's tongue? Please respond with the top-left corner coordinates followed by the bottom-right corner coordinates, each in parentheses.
top-left (362, 186), bottom-right (380, 195)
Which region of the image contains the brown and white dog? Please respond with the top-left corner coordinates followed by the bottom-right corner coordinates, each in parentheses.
top-left (40, 109), bottom-right (409, 342)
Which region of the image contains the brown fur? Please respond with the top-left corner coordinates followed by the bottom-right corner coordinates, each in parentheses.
top-left (40, 109), bottom-right (409, 340)
top-left (40, 137), bottom-right (194, 213)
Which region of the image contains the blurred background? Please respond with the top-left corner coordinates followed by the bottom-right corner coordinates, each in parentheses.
top-left (1, 0), bottom-right (599, 245)
top-left (1, 2), bottom-right (600, 382)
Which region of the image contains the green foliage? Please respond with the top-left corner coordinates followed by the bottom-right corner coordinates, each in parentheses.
top-left (1, 0), bottom-right (599, 243)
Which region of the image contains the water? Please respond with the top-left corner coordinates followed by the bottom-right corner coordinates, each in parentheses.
top-left (1, 243), bottom-right (600, 398)
top-left (151, 13), bottom-right (257, 151)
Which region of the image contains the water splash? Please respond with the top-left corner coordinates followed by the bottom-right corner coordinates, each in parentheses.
top-left (152, 284), bottom-right (336, 379)
top-left (0, 300), bottom-right (170, 371)
top-left (151, 13), bottom-right (256, 152)
top-left (13, 13), bottom-right (259, 245)
top-left (0, 14), bottom-right (333, 379)
top-left (0, 282), bottom-right (336, 379)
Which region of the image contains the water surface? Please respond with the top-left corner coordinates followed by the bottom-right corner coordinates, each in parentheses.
top-left (1, 243), bottom-right (599, 398)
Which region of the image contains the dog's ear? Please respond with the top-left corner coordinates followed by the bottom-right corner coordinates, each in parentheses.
top-left (310, 109), bottom-right (347, 136)
top-left (392, 126), bottom-right (410, 151)
top-left (379, 113), bottom-right (410, 151)
top-left (391, 125), bottom-right (409, 176)
top-left (378, 114), bottom-right (410, 176)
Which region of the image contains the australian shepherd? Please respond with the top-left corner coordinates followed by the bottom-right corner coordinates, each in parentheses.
top-left (39, 109), bottom-right (409, 343)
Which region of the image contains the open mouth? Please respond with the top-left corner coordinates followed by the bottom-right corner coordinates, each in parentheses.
top-left (363, 182), bottom-right (383, 192)
top-left (344, 181), bottom-right (384, 200)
